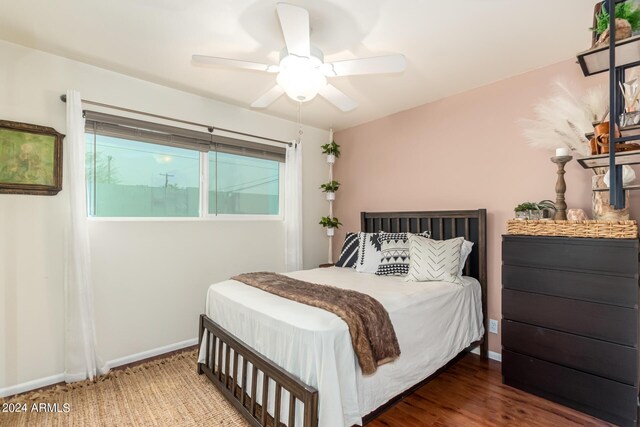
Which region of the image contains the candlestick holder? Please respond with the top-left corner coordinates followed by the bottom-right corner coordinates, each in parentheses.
top-left (550, 155), bottom-right (573, 220)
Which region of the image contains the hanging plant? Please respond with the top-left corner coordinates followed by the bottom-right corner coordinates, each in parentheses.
top-left (321, 141), bottom-right (340, 164)
top-left (319, 216), bottom-right (342, 228)
top-left (320, 180), bottom-right (340, 201)
top-left (321, 141), bottom-right (341, 156)
top-left (319, 216), bottom-right (342, 236)
top-left (319, 180), bottom-right (340, 192)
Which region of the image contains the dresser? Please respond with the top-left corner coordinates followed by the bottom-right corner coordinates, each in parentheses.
top-left (502, 235), bottom-right (639, 427)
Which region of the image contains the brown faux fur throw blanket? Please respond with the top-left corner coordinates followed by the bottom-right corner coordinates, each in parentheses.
top-left (231, 272), bottom-right (400, 375)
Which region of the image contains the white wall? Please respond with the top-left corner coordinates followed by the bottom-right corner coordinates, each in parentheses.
top-left (0, 40), bottom-right (330, 390)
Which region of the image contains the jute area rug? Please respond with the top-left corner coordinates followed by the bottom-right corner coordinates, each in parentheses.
top-left (0, 349), bottom-right (249, 426)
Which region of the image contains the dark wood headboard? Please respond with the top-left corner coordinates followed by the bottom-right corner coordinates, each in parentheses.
top-left (361, 209), bottom-right (488, 358)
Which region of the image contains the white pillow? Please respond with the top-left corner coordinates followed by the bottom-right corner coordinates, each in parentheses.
top-left (405, 236), bottom-right (464, 284)
top-left (459, 240), bottom-right (474, 276)
top-left (355, 232), bottom-right (382, 273)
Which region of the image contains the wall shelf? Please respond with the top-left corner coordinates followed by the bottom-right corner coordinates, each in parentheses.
top-left (577, 34), bottom-right (640, 76)
top-left (575, 0), bottom-right (640, 209)
top-left (577, 150), bottom-right (640, 169)
top-left (592, 184), bottom-right (640, 192)
top-left (585, 123), bottom-right (640, 140)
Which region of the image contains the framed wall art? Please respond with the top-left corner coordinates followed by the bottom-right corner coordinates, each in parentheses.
top-left (0, 120), bottom-right (64, 195)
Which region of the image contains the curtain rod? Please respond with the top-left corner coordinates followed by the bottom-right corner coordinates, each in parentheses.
top-left (59, 94), bottom-right (292, 147)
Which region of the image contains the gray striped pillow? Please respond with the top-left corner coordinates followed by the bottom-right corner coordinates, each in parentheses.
top-left (405, 235), bottom-right (464, 284)
top-left (335, 232), bottom-right (359, 268)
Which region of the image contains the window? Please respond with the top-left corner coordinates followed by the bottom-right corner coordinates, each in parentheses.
top-left (84, 111), bottom-right (285, 218)
top-left (86, 135), bottom-right (200, 217)
top-left (208, 152), bottom-right (281, 216)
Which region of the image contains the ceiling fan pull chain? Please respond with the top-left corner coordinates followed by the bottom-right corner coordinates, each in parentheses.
top-left (297, 101), bottom-right (303, 145)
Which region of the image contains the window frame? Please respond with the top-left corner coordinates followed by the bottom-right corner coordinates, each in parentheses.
top-left (86, 135), bottom-right (285, 221)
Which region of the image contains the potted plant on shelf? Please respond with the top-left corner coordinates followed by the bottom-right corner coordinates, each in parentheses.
top-left (514, 200), bottom-right (557, 220)
top-left (319, 180), bottom-right (340, 200)
top-left (593, 1), bottom-right (640, 46)
top-left (319, 216), bottom-right (342, 236)
top-left (321, 141), bottom-right (341, 164)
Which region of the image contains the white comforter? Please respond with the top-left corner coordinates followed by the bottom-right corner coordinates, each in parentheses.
top-left (199, 267), bottom-right (483, 427)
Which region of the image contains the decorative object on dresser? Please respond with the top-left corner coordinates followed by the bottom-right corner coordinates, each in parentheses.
top-left (513, 200), bottom-right (556, 220)
top-left (550, 153), bottom-right (572, 220)
top-left (566, 208), bottom-right (588, 221)
top-left (506, 218), bottom-right (638, 239)
top-left (502, 235), bottom-right (639, 427)
top-left (0, 120), bottom-right (64, 195)
top-left (593, 172), bottom-right (631, 220)
top-left (320, 130), bottom-right (340, 262)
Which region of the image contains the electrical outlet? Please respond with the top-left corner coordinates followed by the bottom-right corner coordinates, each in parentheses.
top-left (489, 319), bottom-right (499, 334)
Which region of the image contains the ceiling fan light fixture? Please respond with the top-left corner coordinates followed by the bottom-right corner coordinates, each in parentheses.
top-left (276, 54), bottom-right (327, 102)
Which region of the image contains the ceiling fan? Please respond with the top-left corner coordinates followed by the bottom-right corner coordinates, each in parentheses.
top-left (192, 2), bottom-right (406, 112)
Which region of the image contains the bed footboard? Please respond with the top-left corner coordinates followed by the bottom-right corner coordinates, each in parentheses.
top-left (198, 314), bottom-right (318, 427)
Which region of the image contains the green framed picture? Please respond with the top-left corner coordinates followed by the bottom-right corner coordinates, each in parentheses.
top-left (0, 120), bottom-right (64, 195)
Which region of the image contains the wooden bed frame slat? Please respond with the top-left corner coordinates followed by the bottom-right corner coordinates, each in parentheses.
top-left (199, 209), bottom-right (487, 427)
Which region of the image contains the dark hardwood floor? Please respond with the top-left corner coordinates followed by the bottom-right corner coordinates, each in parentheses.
top-left (368, 353), bottom-right (613, 427)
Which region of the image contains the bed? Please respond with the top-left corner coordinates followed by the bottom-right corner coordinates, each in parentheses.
top-left (197, 210), bottom-right (488, 427)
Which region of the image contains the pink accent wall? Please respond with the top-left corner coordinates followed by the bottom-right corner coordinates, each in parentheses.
top-left (333, 59), bottom-right (639, 355)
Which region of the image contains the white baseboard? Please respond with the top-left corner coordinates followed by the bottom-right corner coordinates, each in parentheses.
top-left (488, 351), bottom-right (502, 362)
top-left (470, 347), bottom-right (502, 362)
top-left (106, 338), bottom-right (198, 370)
top-left (0, 338), bottom-right (198, 398)
top-left (0, 373), bottom-right (66, 399)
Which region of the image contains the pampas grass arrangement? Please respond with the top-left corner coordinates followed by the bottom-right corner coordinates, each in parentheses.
top-left (520, 82), bottom-right (608, 156)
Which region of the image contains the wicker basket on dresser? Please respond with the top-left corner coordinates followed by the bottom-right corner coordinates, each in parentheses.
top-left (502, 235), bottom-right (639, 427)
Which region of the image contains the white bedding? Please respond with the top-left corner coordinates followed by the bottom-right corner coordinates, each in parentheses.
top-left (198, 267), bottom-right (483, 427)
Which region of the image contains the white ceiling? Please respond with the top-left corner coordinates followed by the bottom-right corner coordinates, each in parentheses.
top-left (0, 0), bottom-right (594, 130)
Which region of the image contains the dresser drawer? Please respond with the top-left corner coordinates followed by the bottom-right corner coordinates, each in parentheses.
top-left (503, 264), bottom-right (638, 307)
top-left (502, 236), bottom-right (638, 276)
top-left (503, 350), bottom-right (638, 426)
top-left (502, 320), bottom-right (637, 385)
top-left (503, 289), bottom-right (638, 346)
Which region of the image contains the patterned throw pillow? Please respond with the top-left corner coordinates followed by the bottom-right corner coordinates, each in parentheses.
top-left (355, 232), bottom-right (382, 273)
top-left (335, 232), bottom-right (359, 268)
top-left (375, 231), bottom-right (430, 276)
top-left (405, 236), bottom-right (464, 284)
top-left (459, 240), bottom-right (474, 275)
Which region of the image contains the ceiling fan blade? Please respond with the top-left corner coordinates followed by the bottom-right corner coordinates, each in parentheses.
top-left (319, 84), bottom-right (358, 112)
top-left (323, 54), bottom-right (406, 77)
top-left (251, 85), bottom-right (285, 108)
top-left (276, 3), bottom-right (310, 58)
top-left (192, 55), bottom-right (279, 73)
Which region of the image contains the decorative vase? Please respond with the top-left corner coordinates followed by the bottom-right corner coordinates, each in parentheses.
top-left (592, 174), bottom-right (630, 220)
top-left (326, 227), bottom-right (335, 236)
top-left (326, 154), bottom-right (335, 164)
top-left (326, 192), bottom-right (335, 201)
top-left (596, 18), bottom-right (633, 46)
top-left (594, 121), bottom-right (621, 154)
top-left (514, 210), bottom-right (543, 220)
top-left (604, 165), bottom-right (636, 187)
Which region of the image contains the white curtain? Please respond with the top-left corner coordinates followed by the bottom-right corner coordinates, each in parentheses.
top-left (284, 142), bottom-right (303, 272)
top-left (64, 90), bottom-right (108, 382)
